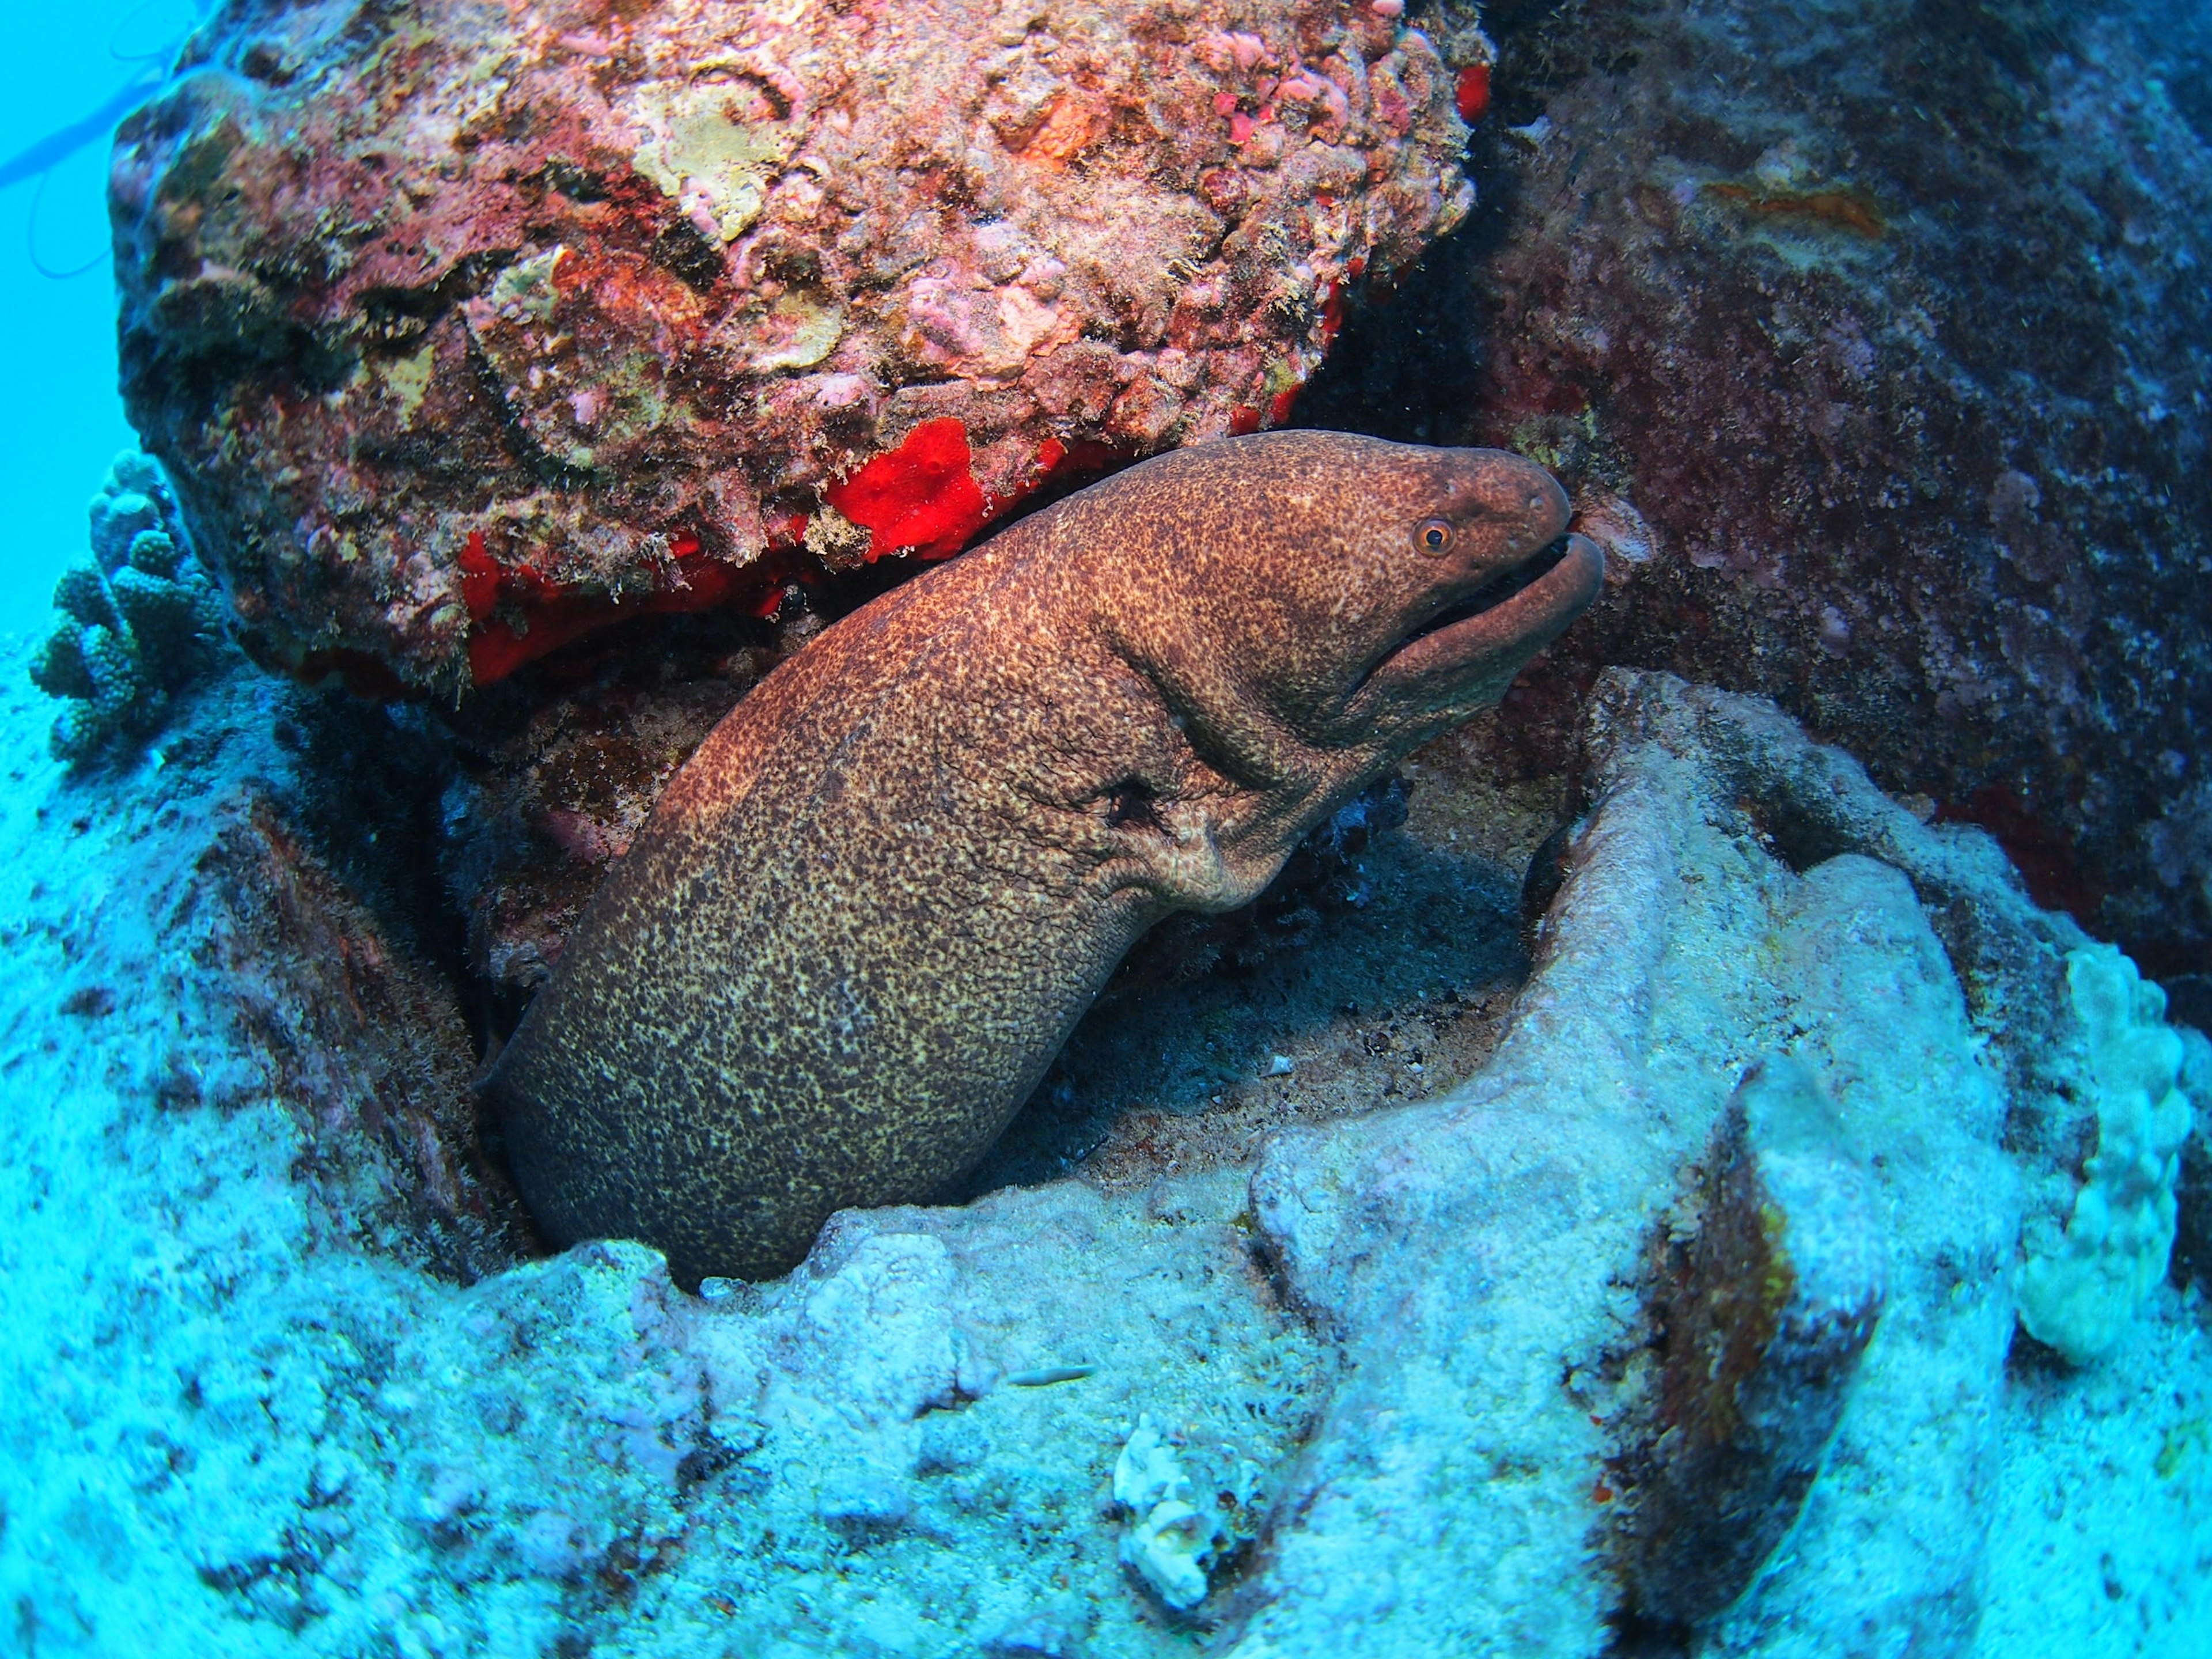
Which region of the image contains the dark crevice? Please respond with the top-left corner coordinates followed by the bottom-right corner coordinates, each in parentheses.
top-left (653, 218), bottom-right (729, 293)
top-left (1744, 796), bottom-right (1857, 877)
top-left (279, 692), bottom-right (471, 983)
top-left (1601, 1609), bottom-right (1694, 1659)
top-left (357, 247), bottom-right (518, 351)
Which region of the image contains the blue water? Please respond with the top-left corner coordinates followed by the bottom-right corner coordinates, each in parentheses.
top-left (0, 2), bottom-right (204, 636)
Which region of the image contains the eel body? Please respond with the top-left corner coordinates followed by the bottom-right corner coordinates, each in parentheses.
top-left (487, 431), bottom-right (1603, 1283)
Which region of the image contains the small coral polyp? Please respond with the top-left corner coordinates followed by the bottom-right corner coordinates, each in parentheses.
top-left (2017, 945), bottom-right (2196, 1365)
top-left (1112, 1415), bottom-right (1258, 1611)
top-left (109, 0), bottom-right (1479, 693)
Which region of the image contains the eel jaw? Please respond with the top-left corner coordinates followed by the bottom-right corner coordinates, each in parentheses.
top-left (1359, 532), bottom-right (1607, 711)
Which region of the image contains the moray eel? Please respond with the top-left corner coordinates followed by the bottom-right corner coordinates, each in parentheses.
top-left (488, 431), bottom-right (1604, 1284)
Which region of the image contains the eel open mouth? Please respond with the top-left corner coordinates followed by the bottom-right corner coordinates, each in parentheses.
top-left (1403, 533), bottom-right (1578, 647)
top-left (1366, 532), bottom-right (1607, 696)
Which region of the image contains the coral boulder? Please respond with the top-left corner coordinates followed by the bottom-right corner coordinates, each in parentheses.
top-left (112, 0), bottom-right (1480, 694)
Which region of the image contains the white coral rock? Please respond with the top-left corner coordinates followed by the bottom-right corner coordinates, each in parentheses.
top-left (1113, 1415), bottom-right (1221, 1610)
top-left (2018, 944), bottom-right (2196, 1364)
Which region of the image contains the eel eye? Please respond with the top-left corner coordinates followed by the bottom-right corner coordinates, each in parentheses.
top-left (1416, 518), bottom-right (1454, 555)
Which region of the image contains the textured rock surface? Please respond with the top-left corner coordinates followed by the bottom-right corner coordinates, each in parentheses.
top-left (3, 650), bottom-right (2206, 1656)
top-left (1299, 0), bottom-right (2212, 998)
top-left (1237, 670), bottom-right (2027, 1656)
top-left (1, 662), bottom-right (527, 1283)
top-left (2175, 1028), bottom-right (2212, 1296)
top-left (1619, 1056), bottom-right (1886, 1629)
top-left (112, 0), bottom-right (1480, 694)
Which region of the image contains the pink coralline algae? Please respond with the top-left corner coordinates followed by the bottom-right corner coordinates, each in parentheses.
top-left (111, 0), bottom-right (1478, 692)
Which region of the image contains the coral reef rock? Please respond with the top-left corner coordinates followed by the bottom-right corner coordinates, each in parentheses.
top-left (1240, 669), bottom-right (2038, 1654)
top-left (28, 450), bottom-right (226, 763)
top-left (112, 0), bottom-right (1479, 694)
top-left (2173, 1026), bottom-right (2212, 1294)
top-left (2017, 945), bottom-right (2196, 1364)
top-left (1619, 1056), bottom-right (1887, 1629)
top-left (1300, 0), bottom-right (2212, 1001)
top-left (6, 647), bottom-right (2205, 1656)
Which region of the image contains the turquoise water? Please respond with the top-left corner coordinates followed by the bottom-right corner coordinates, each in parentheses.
top-left (0, 3), bottom-right (199, 635)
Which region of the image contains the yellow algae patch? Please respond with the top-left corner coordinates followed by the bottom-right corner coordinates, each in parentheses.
top-left (586, 352), bottom-right (678, 446)
top-left (487, 248), bottom-right (566, 321)
top-left (749, 293), bottom-right (844, 373)
top-left (624, 78), bottom-right (799, 243)
top-left (383, 341), bottom-right (437, 427)
top-left (1701, 180), bottom-right (1887, 241)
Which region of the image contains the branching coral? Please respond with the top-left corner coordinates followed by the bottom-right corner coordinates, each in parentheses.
top-left (29, 451), bottom-right (226, 763)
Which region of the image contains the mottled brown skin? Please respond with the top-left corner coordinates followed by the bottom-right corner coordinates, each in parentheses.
top-left (487, 431), bottom-right (1603, 1284)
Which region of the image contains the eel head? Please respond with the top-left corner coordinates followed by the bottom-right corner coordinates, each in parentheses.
top-left (1119, 431), bottom-right (1602, 752)
top-left (1335, 449), bottom-right (1603, 742)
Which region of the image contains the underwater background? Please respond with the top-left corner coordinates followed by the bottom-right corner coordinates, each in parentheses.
top-left (1, 1), bottom-right (2207, 1654)
top-left (0, 2), bottom-right (191, 633)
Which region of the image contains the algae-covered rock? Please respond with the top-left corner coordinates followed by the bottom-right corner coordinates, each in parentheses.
top-left (1238, 669), bottom-right (2025, 1657)
top-left (111, 0), bottom-right (1483, 694)
top-left (1302, 0), bottom-right (2212, 1003)
top-left (5, 649), bottom-right (2206, 1654)
top-left (1622, 1055), bottom-right (1887, 1627)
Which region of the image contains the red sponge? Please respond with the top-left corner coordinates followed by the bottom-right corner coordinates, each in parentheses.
top-left (824, 418), bottom-right (992, 562)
